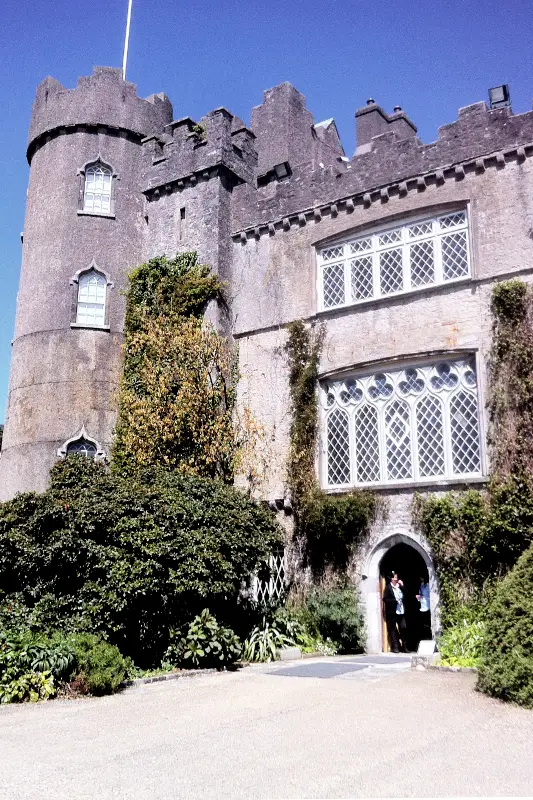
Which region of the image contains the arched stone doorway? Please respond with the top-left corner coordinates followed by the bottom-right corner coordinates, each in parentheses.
top-left (360, 533), bottom-right (439, 654)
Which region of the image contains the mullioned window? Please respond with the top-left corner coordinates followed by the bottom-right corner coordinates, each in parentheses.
top-left (321, 356), bottom-right (482, 489)
top-left (317, 210), bottom-right (470, 311)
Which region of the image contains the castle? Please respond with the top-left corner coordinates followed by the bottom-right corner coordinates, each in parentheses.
top-left (2, 66), bottom-right (533, 651)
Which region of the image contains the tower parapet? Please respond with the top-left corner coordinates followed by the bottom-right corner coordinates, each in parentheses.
top-left (28, 67), bottom-right (172, 162)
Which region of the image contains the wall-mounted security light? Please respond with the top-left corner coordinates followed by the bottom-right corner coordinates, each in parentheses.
top-left (489, 84), bottom-right (511, 109)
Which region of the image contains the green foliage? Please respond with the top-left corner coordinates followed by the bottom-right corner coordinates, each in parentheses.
top-left (0, 670), bottom-right (55, 704)
top-left (124, 252), bottom-right (221, 330)
top-left (284, 322), bottom-right (376, 575)
top-left (272, 605), bottom-right (337, 655)
top-left (284, 320), bottom-right (325, 505)
top-left (242, 618), bottom-right (293, 663)
top-left (0, 630), bottom-right (72, 703)
top-left (413, 480), bottom-right (533, 624)
top-left (164, 609), bottom-right (241, 668)
top-left (300, 489), bottom-right (378, 575)
top-left (438, 615), bottom-right (485, 667)
top-left (478, 543), bottom-right (533, 707)
top-left (0, 458), bottom-right (282, 667)
top-left (489, 279), bottom-right (533, 478)
top-left (0, 628), bottom-right (129, 701)
top-left (304, 585), bottom-right (364, 654)
top-left (113, 252), bottom-right (238, 481)
top-left (67, 633), bottom-right (130, 695)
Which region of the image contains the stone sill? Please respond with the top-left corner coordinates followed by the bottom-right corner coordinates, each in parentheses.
top-left (77, 210), bottom-right (116, 219)
top-left (70, 323), bottom-right (111, 332)
top-left (325, 476), bottom-right (488, 494)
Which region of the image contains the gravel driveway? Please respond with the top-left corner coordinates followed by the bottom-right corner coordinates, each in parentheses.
top-left (0, 658), bottom-right (531, 799)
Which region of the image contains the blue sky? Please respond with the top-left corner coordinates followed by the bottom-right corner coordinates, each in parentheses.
top-left (1, 0), bottom-right (532, 423)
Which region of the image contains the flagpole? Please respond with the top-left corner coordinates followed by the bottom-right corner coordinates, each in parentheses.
top-left (122, 0), bottom-right (133, 80)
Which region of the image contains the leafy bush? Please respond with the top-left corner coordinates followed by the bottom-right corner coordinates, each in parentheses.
top-left (164, 609), bottom-right (241, 668)
top-left (242, 618), bottom-right (293, 663)
top-left (0, 630), bottom-right (129, 701)
top-left (477, 544), bottom-right (533, 707)
top-left (304, 585), bottom-right (364, 654)
top-left (67, 634), bottom-right (130, 695)
top-left (0, 671), bottom-right (55, 704)
top-left (438, 614), bottom-right (485, 667)
top-left (0, 458), bottom-right (281, 666)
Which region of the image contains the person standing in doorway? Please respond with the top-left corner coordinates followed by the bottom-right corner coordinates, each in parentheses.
top-left (416, 576), bottom-right (432, 640)
top-left (383, 571), bottom-right (408, 653)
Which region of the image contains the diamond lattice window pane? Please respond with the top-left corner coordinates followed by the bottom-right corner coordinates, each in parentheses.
top-left (450, 391), bottom-right (481, 474)
top-left (354, 404), bottom-right (380, 483)
top-left (253, 549), bottom-right (286, 603)
top-left (350, 256), bottom-right (374, 300)
top-left (408, 221), bottom-right (433, 238)
top-left (379, 230), bottom-right (402, 246)
top-left (379, 249), bottom-right (403, 294)
top-left (441, 231), bottom-right (469, 280)
top-left (416, 395), bottom-right (446, 477)
top-left (410, 240), bottom-right (435, 287)
top-left (385, 400), bottom-right (412, 480)
top-left (349, 238), bottom-right (372, 254)
top-left (322, 263), bottom-right (345, 307)
top-left (327, 408), bottom-right (351, 485)
top-left (439, 211), bottom-right (466, 230)
top-left (321, 245), bottom-right (344, 262)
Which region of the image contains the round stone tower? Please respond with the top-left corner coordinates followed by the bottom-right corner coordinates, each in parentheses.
top-left (0, 67), bottom-right (172, 499)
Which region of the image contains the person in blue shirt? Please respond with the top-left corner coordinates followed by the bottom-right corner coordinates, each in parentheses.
top-left (416, 576), bottom-right (432, 640)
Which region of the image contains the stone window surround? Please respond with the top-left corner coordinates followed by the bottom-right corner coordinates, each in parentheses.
top-left (76, 155), bottom-right (119, 218)
top-left (69, 261), bottom-right (113, 331)
top-left (315, 204), bottom-right (471, 313)
top-left (57, 425), bottom-right (106, 461)
top-left (318, 348), bottom-right (488, 493)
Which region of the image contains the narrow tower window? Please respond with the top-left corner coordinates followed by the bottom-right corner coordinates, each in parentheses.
top-left (76, 270), bottom-right (107, 327)
top-left (83, 164), bottom-right (112, 214)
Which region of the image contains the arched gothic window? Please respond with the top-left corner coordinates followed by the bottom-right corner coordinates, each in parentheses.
top-left (66, 438), bottom-right (98, 457)
top-left (83, 163), bottom-right (113, 214)
top-left (76, 270), bottom-right (107, 327)
top-left (57, 427), bottom-right (105, 461)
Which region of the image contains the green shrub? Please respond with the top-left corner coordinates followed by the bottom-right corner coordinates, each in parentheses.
top-left (0, 458), bottom-right (282, 666)
top-left (0, 671), bottom-right (55, 704)
top-left (438, 613), bottom-right (485, 667)
top-left (242, 618), bottom-right (292, 663)
top-left (164, 609), bottom-right (241, 668)
top-left (0, 630), bottom-right (75, 703)
top-left (477, 544), bottom-right (533, 707)
top-left (272, 605), bottom-right (337, 655)
top-left (304, 585), bottom-right (364, 654)
top-left (68, 634), bottom-right (130, 695)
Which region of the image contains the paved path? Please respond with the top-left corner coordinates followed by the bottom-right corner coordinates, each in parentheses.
top-left (0, 657), bottom-right (532, 799)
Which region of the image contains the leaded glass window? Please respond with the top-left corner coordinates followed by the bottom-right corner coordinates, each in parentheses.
top-left (66, 438), bottom-right (97, 457)
top-left (76, 270), bottom-right (107, 327)
top-left (321, 357), bottom-right (482, 488)
top-left (83, 164), bottom-right (112, 214)
top-left (318, 210), bottom-right (470, 311)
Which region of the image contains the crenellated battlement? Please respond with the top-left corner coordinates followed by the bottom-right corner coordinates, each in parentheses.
top-left (28, 66), bottom-right (172, 163)
top-left (142, 107), bottom-right (257, 194)
top-left (232, 91), bottom-right (533, 233)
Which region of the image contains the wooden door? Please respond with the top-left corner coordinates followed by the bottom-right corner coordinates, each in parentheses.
top-left (380, 576), bottom-right (390, 652)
